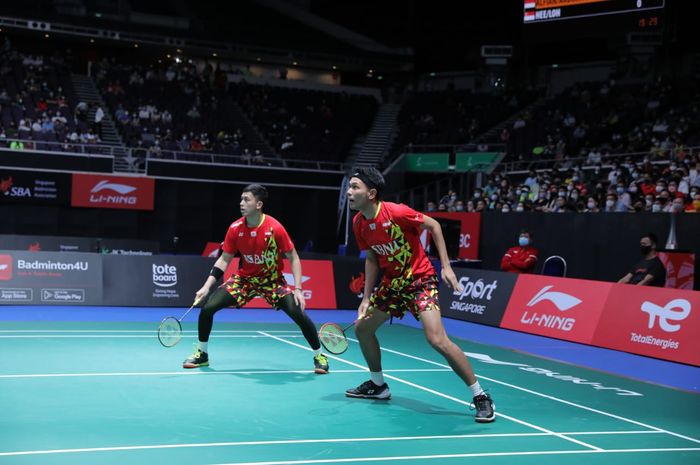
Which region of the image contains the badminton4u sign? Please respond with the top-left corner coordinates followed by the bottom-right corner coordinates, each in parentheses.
top-left (71, 174), bottom-right (155, 210)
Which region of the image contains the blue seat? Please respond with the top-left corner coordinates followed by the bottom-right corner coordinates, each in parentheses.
top-left (542, 255), bottom-right (567, 277)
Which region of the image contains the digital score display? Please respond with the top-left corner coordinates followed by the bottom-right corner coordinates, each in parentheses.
top-left (523, 0), bottom-right (665, 24)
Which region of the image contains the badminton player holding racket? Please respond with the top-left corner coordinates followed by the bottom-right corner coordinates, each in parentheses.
top-left (345, 168), bottom-right (495, 423)
top-left (183, 184), bottom-right (330, 374)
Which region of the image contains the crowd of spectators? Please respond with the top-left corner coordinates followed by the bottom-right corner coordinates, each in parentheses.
top-left (0, 38), bottom-right (103, 152)
top-left (424, 151), bottom-right (700, 214)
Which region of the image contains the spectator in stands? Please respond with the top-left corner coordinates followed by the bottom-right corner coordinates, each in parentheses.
top-left (501, 230), bottom-right (539, 274)
top-left (618, 233), bottom-right (667, 287)
top-left (425, 201), bottom-right (437, 212)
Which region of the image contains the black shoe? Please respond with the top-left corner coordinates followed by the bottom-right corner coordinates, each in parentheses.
top-left (183, 346), bottom-right (209, 369)
top-left (314, 354), bottom-right (329, 374)
top-left (345, 380), bottom-right (391, 399)
top-left (472, 393), bottom-right (495, 423)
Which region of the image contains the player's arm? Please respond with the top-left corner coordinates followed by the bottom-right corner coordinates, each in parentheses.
top-left (636, 273), bottom-right (657, 286)
top-left (421, 215), bottom-right (461, 291)
top-left (196, 252), bottom-right (234, 301)
top-left (358, 249), bottom-right (380, 319)
top-left (618, 273), bottom-right (633, 284)
top-left (284, 248), bottom-right (306, 311)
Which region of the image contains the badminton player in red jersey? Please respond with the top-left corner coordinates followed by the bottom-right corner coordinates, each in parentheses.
top-left (183, 184), bottom-right (329, 374)
top-left (345, 167), bottom-right (495, 423)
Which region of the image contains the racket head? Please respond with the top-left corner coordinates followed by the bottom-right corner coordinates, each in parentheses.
top-left (158, 316), bottom-right (183, 347)
top-left (318, 322), bottom-right (349, 355)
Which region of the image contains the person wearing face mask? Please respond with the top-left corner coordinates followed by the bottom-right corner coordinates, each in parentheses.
top-left (454, 200), bottom-right (465, 212)
top-left (500, 230), bottom-right (539, 274)
top-left (618, 233), bottom-right (666, 287)
top-left (685, 191), bottom-right (700, 212)
top-left (584, 197), bottom-right (600, 212)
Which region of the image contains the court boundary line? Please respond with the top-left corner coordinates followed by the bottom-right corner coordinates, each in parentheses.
top-left (259, 331), bottom-right (602, 451)
top-left (0, 431), bottom-right (670, 457)
top-left (0, 368), bottom-right (450, 379)
top-left (364, 338), bottom-right (700, 445)
top-left (206, 448), bottom-right (700, 465)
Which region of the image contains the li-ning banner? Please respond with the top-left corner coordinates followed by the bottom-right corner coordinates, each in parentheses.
top-left (0, 251), bottom-right (102, 305)
top-left (500, 274), bottom-right (613, 344)
top-left (102, 255), bottom-right (215, 307)
top-left (439, 268), bottom-right (517, 327)
top-left (71, 173), bottom-right (155, 210)
top-left (0, 169), bottom-right (70, 205)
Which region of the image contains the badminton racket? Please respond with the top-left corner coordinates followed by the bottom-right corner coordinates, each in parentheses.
top-left (318, 320), bottom-right (357, 355)
top-left (158, 298), bottom-right (201, 348)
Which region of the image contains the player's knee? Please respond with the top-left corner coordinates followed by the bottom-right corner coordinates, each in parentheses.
top-left (426, 333), bottom-right (450, 354)
top-left (354, 319), bottom-right (373, 338)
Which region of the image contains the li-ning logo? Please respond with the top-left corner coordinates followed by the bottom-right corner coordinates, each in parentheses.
top-left (91, 180), bottom-right (136, 194)
top-left (520, 285), bottom-right (582, 332)
top-left (527, 285), bottom-right (582, 311)
top-left (89, 180), bottom-right (138, 205)
top-left (641, 299), bottom-right (691, 333)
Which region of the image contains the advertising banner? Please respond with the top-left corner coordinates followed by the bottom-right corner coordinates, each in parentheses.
top-left (658, 252), bottom-right (695, 290)
top-left (0, 251), bottom-right (102, 305)
top-left (71, 173), bottom-right (155, 210)
top-left (500, 274), bottom-right (613, 344)
top-left (0, 169), bottom-right (70, 205)
top-left (0, 234), bottom-right (94, 252)
top-left (332, 256), bottom-right (367, 310)
top-left (223, 258), bottom-right (336, 309)
top-left (426, 212), bottom-right (481, 260)
top-left (592, 285), bottom-right (700, 366)
top-left (102, 255), bottom-right (215, 307)
top-left (439, 268), bottom-right (517, 326)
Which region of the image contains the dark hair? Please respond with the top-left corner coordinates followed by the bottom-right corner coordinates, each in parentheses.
top-left (643, 232), bottom-right (659, 246)
top-left (242, 184), bottom-right (268, 203)
top-left (350, 167), bottom-right (385, 199)
top-left (519, 229), bottom-right (532, 238)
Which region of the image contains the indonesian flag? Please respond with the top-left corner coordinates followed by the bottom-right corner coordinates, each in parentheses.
top-left (524, 11), bottom-right (535, 21)
top-left (524, 1), bottom-right (536, 9)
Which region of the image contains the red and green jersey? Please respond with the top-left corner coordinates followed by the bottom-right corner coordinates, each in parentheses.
top-left (352, 201), bottom-right (435, 288)
top-left (222, 214), bottom-right (294, 279)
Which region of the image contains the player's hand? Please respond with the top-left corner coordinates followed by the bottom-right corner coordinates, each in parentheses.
top-left (441, 266), bottom-right (462, 292)
top-left (293, 288), bottom-right (306, 311)
top-left (357, 299), bottom-right (372, 320)
top-left (194, 285), bottom-right (210, 304)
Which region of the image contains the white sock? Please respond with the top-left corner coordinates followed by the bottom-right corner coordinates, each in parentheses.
top-left (469, 381), bottom-right (485, 397)
top-left (313, 348), bottom-right (322, 356)
top-left (370, 371), bottom-right (385, 386)
top-left (198, 341), bottom-right (208, 353)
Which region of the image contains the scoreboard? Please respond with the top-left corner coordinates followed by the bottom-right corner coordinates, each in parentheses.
top-left (523, 0), bottom-right (665, 24)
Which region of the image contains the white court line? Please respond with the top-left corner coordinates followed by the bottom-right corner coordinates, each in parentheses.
top-left (0, 330), bottom-right (300, 333)
top-left (0, 368), bottom-right (450, 379)
top-left (208, 448), bottom-right (700, 465)
top-left (0, 335), bottom-right (305, 338)
top-left (0, 431), bottom-right (666, 457)
top-left (367, 340), bottom-right (700, 446)
top-left (259, 331), bottom-right (602, 451)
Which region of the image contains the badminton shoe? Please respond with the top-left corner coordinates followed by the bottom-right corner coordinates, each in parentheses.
top-left (313, 354), bottom-right (329, 374)
top-left (183, 346), bottom-right (209, 368)
top-left (472, 393), bottom-right (495, 423)
top-left (345, 380), bottom-right (391, 399)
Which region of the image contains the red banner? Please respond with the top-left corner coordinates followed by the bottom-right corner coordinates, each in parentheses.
top-left (222, 258), bottom-right (336, 309)
top-left (592, 285), bottom-right (700, 366)
top-left (425, 212), bottom-right (481, 260)
top-left (500, 274), bottom-right (612, 343)
top-left (71, 174), bottom-right (155, 210)
top-left (658, 252), bottom-right (695, 290)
